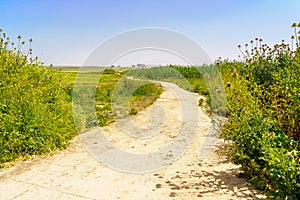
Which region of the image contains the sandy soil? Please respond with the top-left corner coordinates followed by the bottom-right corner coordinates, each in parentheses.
top-left (0, 82), bottom-right (265, 200)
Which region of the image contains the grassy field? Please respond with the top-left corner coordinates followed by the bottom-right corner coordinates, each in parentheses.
top-left (55, 67), bottom-right (163, 129)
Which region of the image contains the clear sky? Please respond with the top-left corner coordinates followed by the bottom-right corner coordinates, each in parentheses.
top-left (1, 0), bottom-right (300, 66)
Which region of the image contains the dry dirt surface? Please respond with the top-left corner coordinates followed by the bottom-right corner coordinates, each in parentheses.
top-left (0, 82), bottom-right (265, 200)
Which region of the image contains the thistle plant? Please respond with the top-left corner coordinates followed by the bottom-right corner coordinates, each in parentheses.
top-left (0, 28), bottom-right (76, 167)
top-left (220, 24), bottom-right (300, 198)
top-left (291, 22), bottom-right (299, 46)
top-left (238, 23), bottom-right (300, 63)
top-left (0, 30), bottom-right (37, 66)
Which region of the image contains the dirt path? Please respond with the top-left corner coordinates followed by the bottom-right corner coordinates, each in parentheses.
top-left (0, 82), bottom-right (265, 200)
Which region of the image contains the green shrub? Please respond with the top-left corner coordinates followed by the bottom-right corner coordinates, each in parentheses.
top-left (0, 31), bottom-right (76, 166)
top-left (103, 68), bottom-right (116, 74)
top-left (220, 23), bottom-right (300, 199)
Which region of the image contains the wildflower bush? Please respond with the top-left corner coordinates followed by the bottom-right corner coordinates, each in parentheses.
top-left (0, 30), bottom-right (77, 166)
top-left (220, 24), bottom-right (300, 199)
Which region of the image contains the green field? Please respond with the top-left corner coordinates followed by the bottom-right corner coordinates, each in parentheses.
top-left (57, 67), bottom-right (163, 129)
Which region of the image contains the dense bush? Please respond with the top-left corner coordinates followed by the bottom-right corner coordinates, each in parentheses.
top-left (220, 24), bottom-right (300, 199)
top-left (0, 30), bottom-right (76, 166)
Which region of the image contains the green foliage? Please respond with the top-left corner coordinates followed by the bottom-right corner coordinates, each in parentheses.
top-left (220, 24), bottom-right (300, 199)
top-left (103, 67), bottom-right (116, 74)
top-left (128, 65), bottom-right (210, 95)
top-left (0, 30), bottom-right (162, 167)
top-left (0, 31), bottom-right (76, 166)
top-left (71, 70), bottom-right (163, 129)
top-left (94, 73), bottom-right (122, 127)
top-left (94, 74), bottom-right (162, 126)
top-left (128, 65), bottom-right (226, 115)
top-left (129, 82), bottom-right (163, 114)
top-left (128, 66), bottom-right (192, 91)
top-left (1, 25), bottom-right (299, 199)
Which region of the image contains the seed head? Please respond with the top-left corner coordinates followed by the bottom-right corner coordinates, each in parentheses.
top-left (292, 22), bottom-right (297, 27)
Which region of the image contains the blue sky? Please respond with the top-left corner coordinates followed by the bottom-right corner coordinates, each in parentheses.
top-left (1, 0), bottom-right (300, 65)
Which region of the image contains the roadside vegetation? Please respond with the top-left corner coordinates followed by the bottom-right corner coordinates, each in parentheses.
top-left (218, 24), bottom-right (299, 199)
top-left (0, 30), bottom-right (162, 167)
top-left (0, 31), bottom-right (77, 167)
top-left (126, 24), bottom-right (299, 199)
top-left (58, 67), bottom-right (162, 131)
top-left (1, 24), bottom-right (299, 199)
